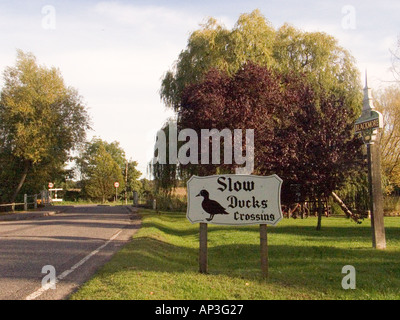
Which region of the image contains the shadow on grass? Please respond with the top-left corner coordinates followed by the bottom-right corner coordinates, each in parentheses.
top-left (105, 234), bottom-right (400, 297)
top-left (97, 212), bottom-right (400, 297)
top-left (141, 219), bottom-right (400, 242)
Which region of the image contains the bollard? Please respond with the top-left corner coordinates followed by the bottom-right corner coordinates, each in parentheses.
top-left (153, 199), bottom-right (157, 210)
top-left (34, 194), bottom-right (38, 209)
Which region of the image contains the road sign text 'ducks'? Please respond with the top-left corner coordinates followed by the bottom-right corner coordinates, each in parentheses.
top-left (187, 175), bottom-right (283, 226)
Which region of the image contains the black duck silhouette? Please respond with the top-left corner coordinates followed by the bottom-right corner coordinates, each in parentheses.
top-left (196, 190), bottom-right (229, 221)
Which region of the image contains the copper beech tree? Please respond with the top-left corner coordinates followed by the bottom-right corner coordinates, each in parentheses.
top-left (179, 63), bottom-right (364, 229)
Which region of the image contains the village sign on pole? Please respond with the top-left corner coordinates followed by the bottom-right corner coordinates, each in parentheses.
top-left (355, 74), bottom-right (386, 250)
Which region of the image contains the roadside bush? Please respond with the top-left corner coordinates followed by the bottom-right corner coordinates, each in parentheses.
top-left (155, 194), bottom-right (187, 212)
top-left (384, 195), bottom-right (400, 215)
top-left (329, 201), bottom-right (344, 216)
top-left (64, 190), bottom-right (81, 202)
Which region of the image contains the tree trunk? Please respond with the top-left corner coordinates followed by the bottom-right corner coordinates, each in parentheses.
top-left (316, 197), bottom-right (323, 231)
top-left (10, 159), bottom-right (31, 204)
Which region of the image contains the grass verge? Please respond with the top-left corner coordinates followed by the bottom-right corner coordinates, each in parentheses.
top-left (70, 209), bottom-right (400, 300)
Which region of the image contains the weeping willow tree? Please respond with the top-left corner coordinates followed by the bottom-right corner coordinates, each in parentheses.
top-left (334, 171), bottom-right (369, 220)
top-left (149, 120), bottom-right (179, 195)
top-left (149, 118), bottom-right (229, 196)
top-left (161, 10), bottom-right (362, 117)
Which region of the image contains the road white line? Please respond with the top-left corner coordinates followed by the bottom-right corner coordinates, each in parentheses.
top-left (25, 229), bottom-right (123, 300)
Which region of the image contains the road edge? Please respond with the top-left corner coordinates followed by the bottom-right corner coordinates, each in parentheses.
top-left (0, 206), bottom-right (73, 222)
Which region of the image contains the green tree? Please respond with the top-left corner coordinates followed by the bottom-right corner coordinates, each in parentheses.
top-left (390, 35), bottom-right (400, 82)
top-left (0, 50), bottom-right (90, 202)
top-left (76, 137), bottom-right (141, 201)
top-left (273, 24), bottom-right (362, 115)
top-left (160, 10), bottom-right (275, 111)
top-left (76, 137), bottom-right (126, 181)
top-left (85, 145), bottom-right (123, 203)
top-left (125, 160), bottom-right (142, 194)
top-left (160, 9), bottom-right (362, 116)
top-left (375, 85), bottom-right (400, 190)
top-left (150, 120), bottom-right (180, 194)
top-left (138, 178), bottom-right (154, 199)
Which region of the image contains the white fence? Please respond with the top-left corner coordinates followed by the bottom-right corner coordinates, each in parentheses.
top-left (0, 190), bottom-right (51, 212)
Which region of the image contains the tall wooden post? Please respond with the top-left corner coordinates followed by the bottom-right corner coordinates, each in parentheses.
top-left (260, 224), bottom-right (268, 279)
top-left (355, 73), bottom-right (386, 250)
top-left (367, 141), bottom-right (386, 249)
top-left (199, 223), bottom-right (208, 274)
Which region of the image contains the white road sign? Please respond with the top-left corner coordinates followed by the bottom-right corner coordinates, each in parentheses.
top-left (187, 174), bottom-right (283, 226)
top-left (114, 182), bottom-right (120, 188)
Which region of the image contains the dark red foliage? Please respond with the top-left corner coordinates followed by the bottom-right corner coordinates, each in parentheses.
top-left (179, 63), bottom-right (363, 202)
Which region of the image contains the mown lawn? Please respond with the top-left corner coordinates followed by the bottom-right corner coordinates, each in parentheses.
top-left (70, 209), bottom-right (400, 300)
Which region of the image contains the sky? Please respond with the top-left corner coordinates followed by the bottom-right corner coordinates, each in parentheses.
top-left (0, 0), bottom-right (399, 178)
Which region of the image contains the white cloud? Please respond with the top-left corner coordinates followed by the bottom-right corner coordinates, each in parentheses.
top-left (93, 1), bottom-right (200, 32)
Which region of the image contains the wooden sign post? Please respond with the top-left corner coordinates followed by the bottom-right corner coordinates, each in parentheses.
top-left (260, 224), bottom-right (268, 279)
top-left (355, 75), bottom-right (386, 250)
top-left (187, 174), bottom-right (282, 278)
top-left (367, 142), bottom-right (386, 249)
top-left (199, 223), bottom-right (208, 274)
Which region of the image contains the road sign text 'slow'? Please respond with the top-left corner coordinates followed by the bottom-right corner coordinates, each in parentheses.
top-left (187, 174), bottom-right (283, 226)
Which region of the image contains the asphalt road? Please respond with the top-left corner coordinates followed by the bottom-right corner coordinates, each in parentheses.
top-left (0, 205), bottom-right (140, 300)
